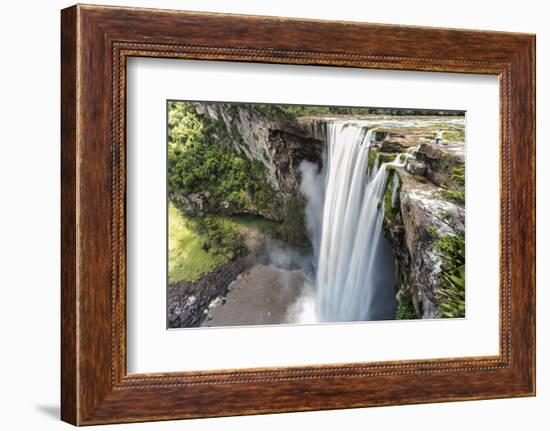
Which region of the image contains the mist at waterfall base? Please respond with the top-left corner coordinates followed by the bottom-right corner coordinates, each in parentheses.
top-left (290, 122), bottom-right (401, 324)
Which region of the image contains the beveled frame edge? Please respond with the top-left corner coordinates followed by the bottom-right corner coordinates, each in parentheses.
top-left (61, 4), bottom-right (535, 426)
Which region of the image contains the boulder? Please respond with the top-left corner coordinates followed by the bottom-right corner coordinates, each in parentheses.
top-left (380, 139), bottom-right (406, 153)
top-left (406, 159), bottom-right (427, 176)
top-left (416, 143), bottom-right (465, 190)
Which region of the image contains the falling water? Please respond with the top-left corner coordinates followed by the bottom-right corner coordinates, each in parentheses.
top-left (305, 121), bottom-right (403, 322)
top-left (391, 174), bottom-right (400, 208)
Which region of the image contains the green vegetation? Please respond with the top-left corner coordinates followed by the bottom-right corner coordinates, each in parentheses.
top-left (396, 289), bottom-right (418, 320)
top-left (451, 166), bottom-right (465, 187)
top-left (167, 101), bottom-right (280, 218)
top-left (426, 225), bottom-right (439, 237)
top-left (368, 148), bottom-right (379, 172)
top-left (229, 214), bottom-right (282, 234)
top-left (239, 103), bottom-right (465, 119)
top-left (383, 170), bottom-right (401, 224)
top-left (231, 206), bottom-right (308, 248)
top-left (275, 198), bottom-right (310, 247)
top-left (440, 126), bottom-right (465, 142)
top-left (440, 211), bottom-right (453, 224)
top-left (168, 204), bottom-right (230, 283)
top-left (167, 102), bottom-right (317, 285)
top-left (441, 188), bottom-right (465, 205)
top-left (188, 215), bottom-right (245, 260)
top-left (378, 152), bottom-right (398, 164)
top-left (434, 232), bottom-right (465, 318)
top-left (442, 166), bottom-right (466, 212)
top-left (169, 204), bottom-right (290, 283)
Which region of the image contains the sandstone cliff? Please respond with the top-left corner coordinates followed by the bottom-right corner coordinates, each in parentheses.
top-left (381, 139), bottom-right (465, 318)
top-left (170, 102), bottom-right (325, 221)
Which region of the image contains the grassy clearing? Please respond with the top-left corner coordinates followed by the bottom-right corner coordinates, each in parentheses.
top-left (168, 204), bottom-right (288, 284)
top-left (168, 204), bottom-right (229, 284)
top-left (440, 125), bottom-right (465, 142)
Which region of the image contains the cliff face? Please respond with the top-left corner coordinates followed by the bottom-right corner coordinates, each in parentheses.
top-left (186, 103), bottom-right (325, 217)
top-left (382, 141), bottom-right (465, 319)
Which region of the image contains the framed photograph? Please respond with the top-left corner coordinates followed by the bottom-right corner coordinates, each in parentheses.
top-left (61, 4), bottom-right (536, 425)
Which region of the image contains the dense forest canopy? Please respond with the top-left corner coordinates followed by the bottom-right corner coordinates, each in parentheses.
top-left (167, 101), bottom-right (280, 217)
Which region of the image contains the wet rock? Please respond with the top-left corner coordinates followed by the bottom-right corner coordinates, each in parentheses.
top-left (268, 129), bottom-right (324, 197)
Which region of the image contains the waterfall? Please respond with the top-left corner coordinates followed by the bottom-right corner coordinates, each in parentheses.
top-left (391, 174), bottom-right (400, 208)
top-left (304, 121), bottom-right (402, 322)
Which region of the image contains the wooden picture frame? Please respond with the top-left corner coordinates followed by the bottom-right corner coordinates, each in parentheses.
top-left (61, 4), bottom-right (536, 425)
